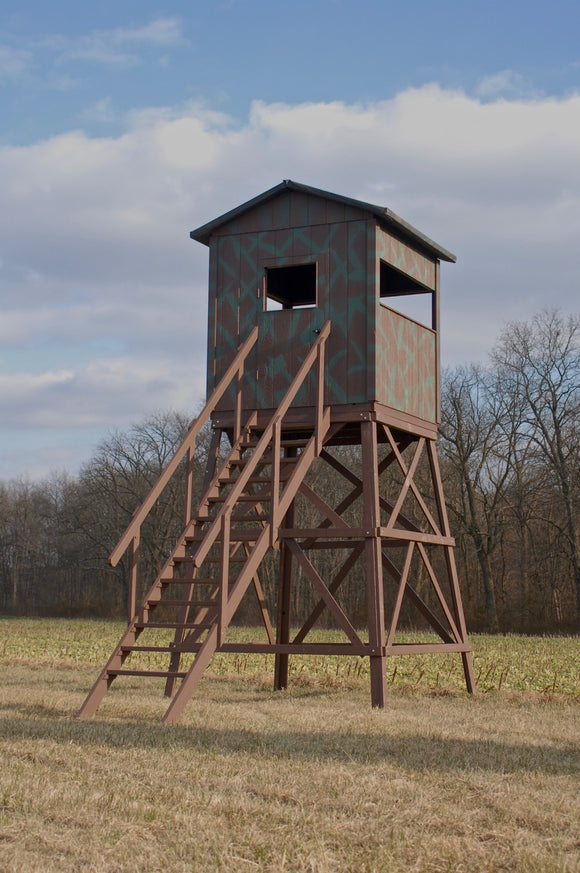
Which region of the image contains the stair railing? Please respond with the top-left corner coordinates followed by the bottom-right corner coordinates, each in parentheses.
top-left (197, 321), bottom-right (332, 642)
top-left (269, 320), bottom-right (331, 545)
top-left (108, 327), bottom-right (259, 621)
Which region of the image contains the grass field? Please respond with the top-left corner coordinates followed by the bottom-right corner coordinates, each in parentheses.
top-left (0, 618), bottom-right (578, 872)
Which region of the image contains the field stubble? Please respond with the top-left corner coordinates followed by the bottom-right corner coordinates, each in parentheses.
top-left (0, 618), bottom-right (578, 873)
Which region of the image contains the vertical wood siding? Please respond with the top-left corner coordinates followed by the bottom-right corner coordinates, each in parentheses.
top-left (376, 227), bottom-right (436, 290)
top-left (205, 190), bottom-right (439, 424)
top-left (376, 305), bottom-right (437, 422)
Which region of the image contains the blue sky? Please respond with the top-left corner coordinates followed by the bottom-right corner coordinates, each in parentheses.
top-left (1, 0), bottom-right (579, 479)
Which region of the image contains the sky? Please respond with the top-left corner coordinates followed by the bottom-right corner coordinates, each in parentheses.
top-left (1, 0), bottom-right (579, 481)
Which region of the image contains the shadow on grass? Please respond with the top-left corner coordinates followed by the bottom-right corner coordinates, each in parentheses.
top-left (0, 704), bottom-right (576, 777)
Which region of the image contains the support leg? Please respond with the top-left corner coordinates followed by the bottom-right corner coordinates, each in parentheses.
top-left (362, 420), bottom-right (387, 707)
top-left (274, 448), bottom-right (296, 690)
top-left (427, 440), bottom-right (476, 694)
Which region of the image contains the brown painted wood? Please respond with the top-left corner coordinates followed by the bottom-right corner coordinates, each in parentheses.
top-left (293, 544), bottom-right (364, 644)
top-left (287, 539), bottom-right (364, 647)
top-left (80, 183), bottom-right (474, 723)
top-left (274, 447), bottom-right (296, 690)
top-left (362, 420), bottom-right (387, 707)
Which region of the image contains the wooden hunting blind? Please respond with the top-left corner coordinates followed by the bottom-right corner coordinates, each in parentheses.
top-left (79, 181), bottom-right (475, 723)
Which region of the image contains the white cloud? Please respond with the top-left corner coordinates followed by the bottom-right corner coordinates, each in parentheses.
top-left (0, 44), bottom-right (32, 82)
top-left (475, 70), bottom-right (532, 99)
top-left (117, 18), bottom-right (187, 46)
top-left (1, 86), bottom-right (579, 478)
top-left (55, 17), bottom-right (187, 67)
top-left (79, 96), bottom-right (117, 125)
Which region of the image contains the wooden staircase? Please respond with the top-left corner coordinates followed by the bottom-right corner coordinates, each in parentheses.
top-left (78, 322), bottom-right (331, 723)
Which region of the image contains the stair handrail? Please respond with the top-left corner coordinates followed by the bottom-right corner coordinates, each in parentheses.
top-left (193, 320), bottom-right (332, 575)
top-left (109, 326), bottom-right (259, 570)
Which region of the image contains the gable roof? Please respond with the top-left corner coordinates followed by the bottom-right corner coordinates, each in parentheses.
top-left (190, 179), bottom-right (456, 263)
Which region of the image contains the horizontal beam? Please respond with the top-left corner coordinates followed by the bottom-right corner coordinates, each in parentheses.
top-left (178, 641), bottom-right (371, 656)
top-left (380, 527), bottom-right (455, 546)
top-left (385, 642), bottom-right (472, 655)
top-left (279, 527), bottom-right (366, 539)
top-left (174, 641), bottom-right (472, 656)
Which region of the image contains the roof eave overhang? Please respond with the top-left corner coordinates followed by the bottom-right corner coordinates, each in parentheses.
top-left (190, 179), bottom-right (456, 263)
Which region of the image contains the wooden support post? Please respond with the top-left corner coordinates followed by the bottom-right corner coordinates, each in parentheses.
top-left (183, 445), bottom-right (194, 529)
top-left (361, 420), bottom-right (387, 707)
top-left (270, 419), bottom-right (281, 547)
top-left (427, 439), bottom-right (476, 693)
top-left (128, 533), bottom-right (139, 624)
top-left (202, 428), bottom-right (222, 495)
top-left (274, 447), bottom-right (296, 690)
top-left (234, 364), bottom-right (243, 443)
top-left (315, 338), bottom-right (325, 453)
top-left (219, 510), bottom-right (231, 646)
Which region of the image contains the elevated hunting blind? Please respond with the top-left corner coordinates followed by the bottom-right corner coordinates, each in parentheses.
top-left (79, 181), bottom-right (474, 723)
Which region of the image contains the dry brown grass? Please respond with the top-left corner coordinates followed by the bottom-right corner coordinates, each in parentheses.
top-left (0, 620), bottom-right (578, 872)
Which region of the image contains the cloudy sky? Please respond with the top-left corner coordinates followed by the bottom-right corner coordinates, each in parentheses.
top-left (1, 0), bottom-right (579, 481)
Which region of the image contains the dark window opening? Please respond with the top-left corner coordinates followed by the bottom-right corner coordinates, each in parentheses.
top-left (265, 263), bottom-right (317, 311)
top-left (380, 260), bottom-right (433, 328)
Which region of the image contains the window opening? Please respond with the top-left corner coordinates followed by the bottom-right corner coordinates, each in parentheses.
top-left (265, 263), bottom-right (317, 311)
top-left (379, 260), bottom-right (433, 328)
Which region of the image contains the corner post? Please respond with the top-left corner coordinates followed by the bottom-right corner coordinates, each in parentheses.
top-left (128, 533), bottom-right (139, 624)
top-left (274, 447), bottom-right (296, 690)
top-left (361, 419), bottom-right (387, 707)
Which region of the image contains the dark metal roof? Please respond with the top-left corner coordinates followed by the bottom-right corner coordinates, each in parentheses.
top-left (190, 179), bottom-right (456, 263)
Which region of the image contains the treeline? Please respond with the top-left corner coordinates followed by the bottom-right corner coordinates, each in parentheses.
top-left (0, 309), bottom-right (578, 633)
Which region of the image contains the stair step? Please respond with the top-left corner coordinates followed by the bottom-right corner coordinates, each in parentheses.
top-left (232, 513), bottom-right (268, 523)
top-left (182, 525), bottom-right (263, 541)
top-left (203, 553), bottom-right (247, 564)
top-left (229, 527), bottom-right (264, 540)
top-left (170, 561), bottom-right (219, 577)
top-left (135, 621), bottom-right (216, 630)
top-left (219, 470), bottom-right (293, 485)
top-left (154, 599), bottom-right (218, 608)
top-left (246, 473), bottom-right (291, 484)
top-left (243, 438), bottom-right (308, 448)
top-left (159, 576), bottom-right (219, 585)
top-left (107, 669), bottom-right (188, 679)
top-left (120, 645), bottom-right (174, 653)
top-left (208, 491), bottom-right (271, 504)
top-left (228, 456), bottom-right (298, 468)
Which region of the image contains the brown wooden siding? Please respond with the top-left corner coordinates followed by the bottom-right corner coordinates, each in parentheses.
top-left (205, 190), bottom-right (440, 426)
top-left (376, 304), bottom-right (437, 422)
top-left (376, 226), bottom-right (436, 290)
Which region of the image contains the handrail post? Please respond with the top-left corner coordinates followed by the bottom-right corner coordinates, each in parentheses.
top-left (234, 364), bottom-right (243, 443)
top-left (128, 533), bottom-right (140, 624)
top-left (178, 321), bottom-right (331, 577)
top-left (219, 510), bottom-right (231, 645)
top-left (270, 418), bottom-right (282, 547)
top-left (183, 445), bottom-right (194, 528)
top-left (315, 334), bottom-right (326, 454)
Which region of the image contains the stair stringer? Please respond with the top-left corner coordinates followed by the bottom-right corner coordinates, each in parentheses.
top-left (78, 320), bottom-right (332, 721)
top-left (76, 420), bottom-right (261, 720)
top-left (162, 416), bottom-right (332, 724)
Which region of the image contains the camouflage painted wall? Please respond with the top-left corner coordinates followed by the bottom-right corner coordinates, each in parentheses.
top-left (205, 190), bottom-right (438, 423)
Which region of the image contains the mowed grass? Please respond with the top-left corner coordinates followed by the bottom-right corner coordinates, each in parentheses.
top-left (0, 619), bottom-right (578, 873)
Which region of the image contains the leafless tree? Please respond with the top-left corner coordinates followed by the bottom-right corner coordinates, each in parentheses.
top-left (492, 309), bottom-right (580, 619)
top-left (439, 364), bottom-right (515, 631)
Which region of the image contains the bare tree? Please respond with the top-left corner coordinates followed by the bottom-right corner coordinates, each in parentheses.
top-left (492, 309), bottom-right (580, 618)
top-left (439, 365), bottom-right (515, 631)
top-left (75, 411), bottom-right (197, 601)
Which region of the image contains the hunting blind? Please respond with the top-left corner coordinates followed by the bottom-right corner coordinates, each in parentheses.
top-left (79, 180), bottom-right (475, 723)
